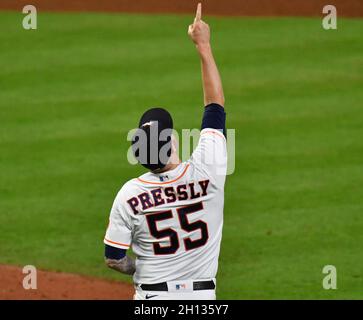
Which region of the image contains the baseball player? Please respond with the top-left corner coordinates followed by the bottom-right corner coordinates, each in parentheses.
top-left (104, 3), bottom-right (227, 300)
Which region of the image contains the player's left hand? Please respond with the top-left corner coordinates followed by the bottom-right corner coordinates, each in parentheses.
top-left (188, 3), bottom-right (210, 46)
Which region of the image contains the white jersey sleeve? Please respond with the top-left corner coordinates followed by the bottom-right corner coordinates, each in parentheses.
top-left (190, 128), bottom-right (227, 184)
top-left (104, 189), bottom-right (132, 250)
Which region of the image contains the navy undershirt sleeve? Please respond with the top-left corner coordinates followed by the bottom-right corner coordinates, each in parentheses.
top-left (201, 103), bottom-right (226, 136)
top-left (105, 244), bottom-right (126, 260)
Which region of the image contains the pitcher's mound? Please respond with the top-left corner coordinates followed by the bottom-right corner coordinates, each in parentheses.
top-left (0, 265), bottom-right (134, 300)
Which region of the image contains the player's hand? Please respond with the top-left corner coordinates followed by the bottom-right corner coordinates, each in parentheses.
top-left (188, 3), bottom-right (210, 46)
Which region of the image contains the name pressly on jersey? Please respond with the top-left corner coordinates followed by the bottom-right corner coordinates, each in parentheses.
top-left (127, 179), bottom-right (210, 214)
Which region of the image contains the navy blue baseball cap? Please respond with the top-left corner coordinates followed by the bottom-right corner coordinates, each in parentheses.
top-left (131, 108), bottom-right (173, 171)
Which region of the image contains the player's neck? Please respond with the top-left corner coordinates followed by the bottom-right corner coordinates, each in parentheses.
top-left (153, 158), bottom-right (181, 174)
top-left (162, 161), bottom-right (181, 173)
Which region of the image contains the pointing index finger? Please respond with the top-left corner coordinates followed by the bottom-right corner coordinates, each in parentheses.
top-left (195, 2), bottom-right (202, 22)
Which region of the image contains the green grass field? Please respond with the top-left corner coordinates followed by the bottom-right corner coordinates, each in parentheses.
top-left (0, 11), bottom-right (362, 299)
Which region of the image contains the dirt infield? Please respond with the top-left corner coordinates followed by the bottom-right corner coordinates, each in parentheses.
top-left (0, 265), bottom-right (133, 300)
top-left (0, 0), bottom-right (362, 17)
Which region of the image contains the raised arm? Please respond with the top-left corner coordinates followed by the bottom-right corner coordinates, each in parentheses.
top-left (188, 3), bottom-right (225, 107)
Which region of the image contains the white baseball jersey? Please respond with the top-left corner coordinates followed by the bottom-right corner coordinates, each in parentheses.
top-left (104, 128), bottom-right (227, 284)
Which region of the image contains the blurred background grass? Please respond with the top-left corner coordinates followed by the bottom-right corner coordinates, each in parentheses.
top-left (0, 11), bottom-right (362, 298)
